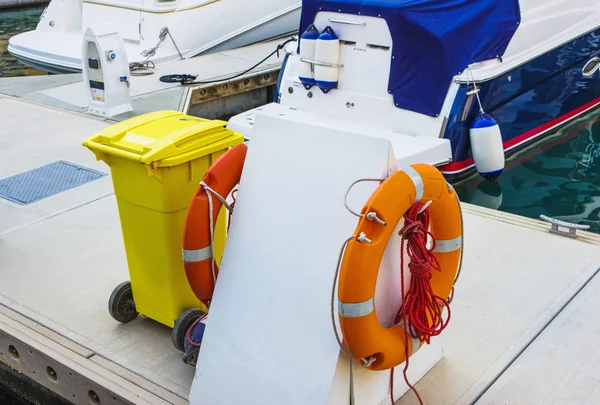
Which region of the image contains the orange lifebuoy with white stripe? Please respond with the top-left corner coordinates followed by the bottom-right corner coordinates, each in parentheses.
top-left (182, 143), bottom-right (248, 304)
top-left (337, 164), bottom-right (462, 371)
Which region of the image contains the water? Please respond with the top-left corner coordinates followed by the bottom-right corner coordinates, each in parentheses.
top-left (455, 108), bottom-right (600, 233)
top-left (0, 6), bottom-right (47, 77)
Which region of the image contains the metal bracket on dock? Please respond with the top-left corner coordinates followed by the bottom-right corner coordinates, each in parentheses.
top-left (539, 215), bottom-right (590, 238)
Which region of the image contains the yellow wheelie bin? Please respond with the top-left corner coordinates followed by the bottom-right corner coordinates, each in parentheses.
top-left (83, 110), bottom-right (244, 351)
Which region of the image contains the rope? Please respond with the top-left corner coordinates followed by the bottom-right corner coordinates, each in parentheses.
top-left (331, 236), bottom-right (357, 405)
top-left (331, 237), bottom-right (355, 359)
top-left (394, 202), bottom-right (451, 341)
top-left (332, 235), bottom-right (386, 404)
top-left (348, 356), bottom-right (355, 405)
top-left (390, 201), bottom-right (453, 405)
top-left (141, 26), bottom-right (183, 60)
top-left (130, 27), bottom-right (182, 76)
top-left (159, 37), bottom-right (297, 85)
top-left (202, 181), bottom-right (217, 288)
top-left (200, 181), bottom-right (233, 211)
top-left (228, 189), bottom-right (237, 231)
top-left (199, 181), bottom-right (234, 291)
top-left (158, 74), bottom-right (198, 84)
top-left (466, 67), bottom-right (485, 115)
top-left (166, 28), bottom-right (184, 60)
top-left (129, 60), bottom-right (156, 76)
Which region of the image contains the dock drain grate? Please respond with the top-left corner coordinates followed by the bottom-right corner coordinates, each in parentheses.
top-left (0, 161), bottom-right (106, 205)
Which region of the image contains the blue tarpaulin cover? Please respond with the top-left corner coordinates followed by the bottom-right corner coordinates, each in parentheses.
top-left (300, 0), bottom-right (521, 117)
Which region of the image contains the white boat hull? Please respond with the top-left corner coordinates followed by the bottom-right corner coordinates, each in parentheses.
top-left (8, 0), bottom-right (301, 73)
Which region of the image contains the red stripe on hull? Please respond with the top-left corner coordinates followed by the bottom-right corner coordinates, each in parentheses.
top-left (439, 96), bottom-right (600, 174)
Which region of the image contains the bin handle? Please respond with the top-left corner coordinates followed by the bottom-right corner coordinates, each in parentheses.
top-left (140, 121), bottom-right (230, 164)
top-left (175, 122), bottom-right (228, 146)
top-left (84, 141), bottom-right (143, 162)
top-left (83, 110), bottom-right (183, 145)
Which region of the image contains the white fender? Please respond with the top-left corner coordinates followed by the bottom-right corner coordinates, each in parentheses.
top-left (470, 114), bottom-right (505, 180)
top-left (299, 24), bottom-right (319, 90)
top-left (314, 26), bottom-right (340, 94)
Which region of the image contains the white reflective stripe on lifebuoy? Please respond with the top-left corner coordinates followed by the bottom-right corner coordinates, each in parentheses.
top-left (410, 335), bottom-right (421, 356)
top-left (182, 246), bottom-right (212, 262)
top-left (404, 166), bottom-right (424, 202)
top-left (434, 235), bottom-right (462, 253)
top-left (338, 298), bottom-right (374, 318)
top-left (397, 320), bottom-right (422, 356)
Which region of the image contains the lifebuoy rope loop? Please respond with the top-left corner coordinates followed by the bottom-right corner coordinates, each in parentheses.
top-left (198, 181), bottom-right (235, 290)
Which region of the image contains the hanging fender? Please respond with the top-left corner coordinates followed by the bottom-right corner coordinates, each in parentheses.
top-left (299, 24), bottom-right (320, 90)
top-left (182, 143), bottom-right (248, 304)
top-left (314, 26), bottom-right (340, 94)
top-left (470, 113), bottom-right (505, 180)
top-left (337, 164), bottom-right (462, 371)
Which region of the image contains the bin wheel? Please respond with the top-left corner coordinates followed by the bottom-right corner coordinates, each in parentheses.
top-left (173, 308), bottom-right (205, 352)
top-left (108, 281), bottom-right (139, 323)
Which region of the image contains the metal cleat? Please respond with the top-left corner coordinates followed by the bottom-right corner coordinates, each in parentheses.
top-left (539, 215), bottom-right (590, 238)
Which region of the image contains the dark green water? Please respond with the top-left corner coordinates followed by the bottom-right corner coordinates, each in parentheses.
top-left (455, 108), bottom-right (600, 233)
top-left (0, 6), bottom-right (46, 77)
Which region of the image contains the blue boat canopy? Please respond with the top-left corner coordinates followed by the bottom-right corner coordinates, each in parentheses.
top-left (300, 0), bottom-right (521, 117)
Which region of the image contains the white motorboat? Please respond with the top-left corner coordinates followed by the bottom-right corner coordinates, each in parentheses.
top-left (8, 0), bottom-right (301, 73)
top-left (230, 0), bottom-right (600, 182)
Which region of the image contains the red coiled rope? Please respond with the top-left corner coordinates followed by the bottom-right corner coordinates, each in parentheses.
top-left (390, 202), bottom-right (452, 405)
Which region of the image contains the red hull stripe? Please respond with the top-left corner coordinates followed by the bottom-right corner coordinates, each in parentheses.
top-left (439, 96), bottom-right (600, 174)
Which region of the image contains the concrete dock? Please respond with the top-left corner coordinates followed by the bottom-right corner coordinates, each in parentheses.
top-left (2, 41), bottom-right (600, 405)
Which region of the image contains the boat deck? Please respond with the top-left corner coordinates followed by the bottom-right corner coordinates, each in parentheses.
top-left (2, 68), bottom-right (600, 404)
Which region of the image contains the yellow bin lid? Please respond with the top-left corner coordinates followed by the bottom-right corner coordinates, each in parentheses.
top-left (83, 110), bottom-right (242, 167)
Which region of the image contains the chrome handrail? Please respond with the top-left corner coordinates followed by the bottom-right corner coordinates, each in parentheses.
top-left (328, 18), bottom-right (366, 26)
top-left (300, 58), bottom-right (344, 68)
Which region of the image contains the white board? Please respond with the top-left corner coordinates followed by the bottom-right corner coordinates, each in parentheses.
top-left (190, 112), bottom-right (442, 405)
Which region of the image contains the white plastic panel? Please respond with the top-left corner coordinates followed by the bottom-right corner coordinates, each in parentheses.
top-left (191, 113), bottom-right (395, 405)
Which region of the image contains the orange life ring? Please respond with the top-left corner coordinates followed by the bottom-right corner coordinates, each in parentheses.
top-left (182, 143), bottom-right (248, 304)
top-left (337, 164), bottom-right (462, 371)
